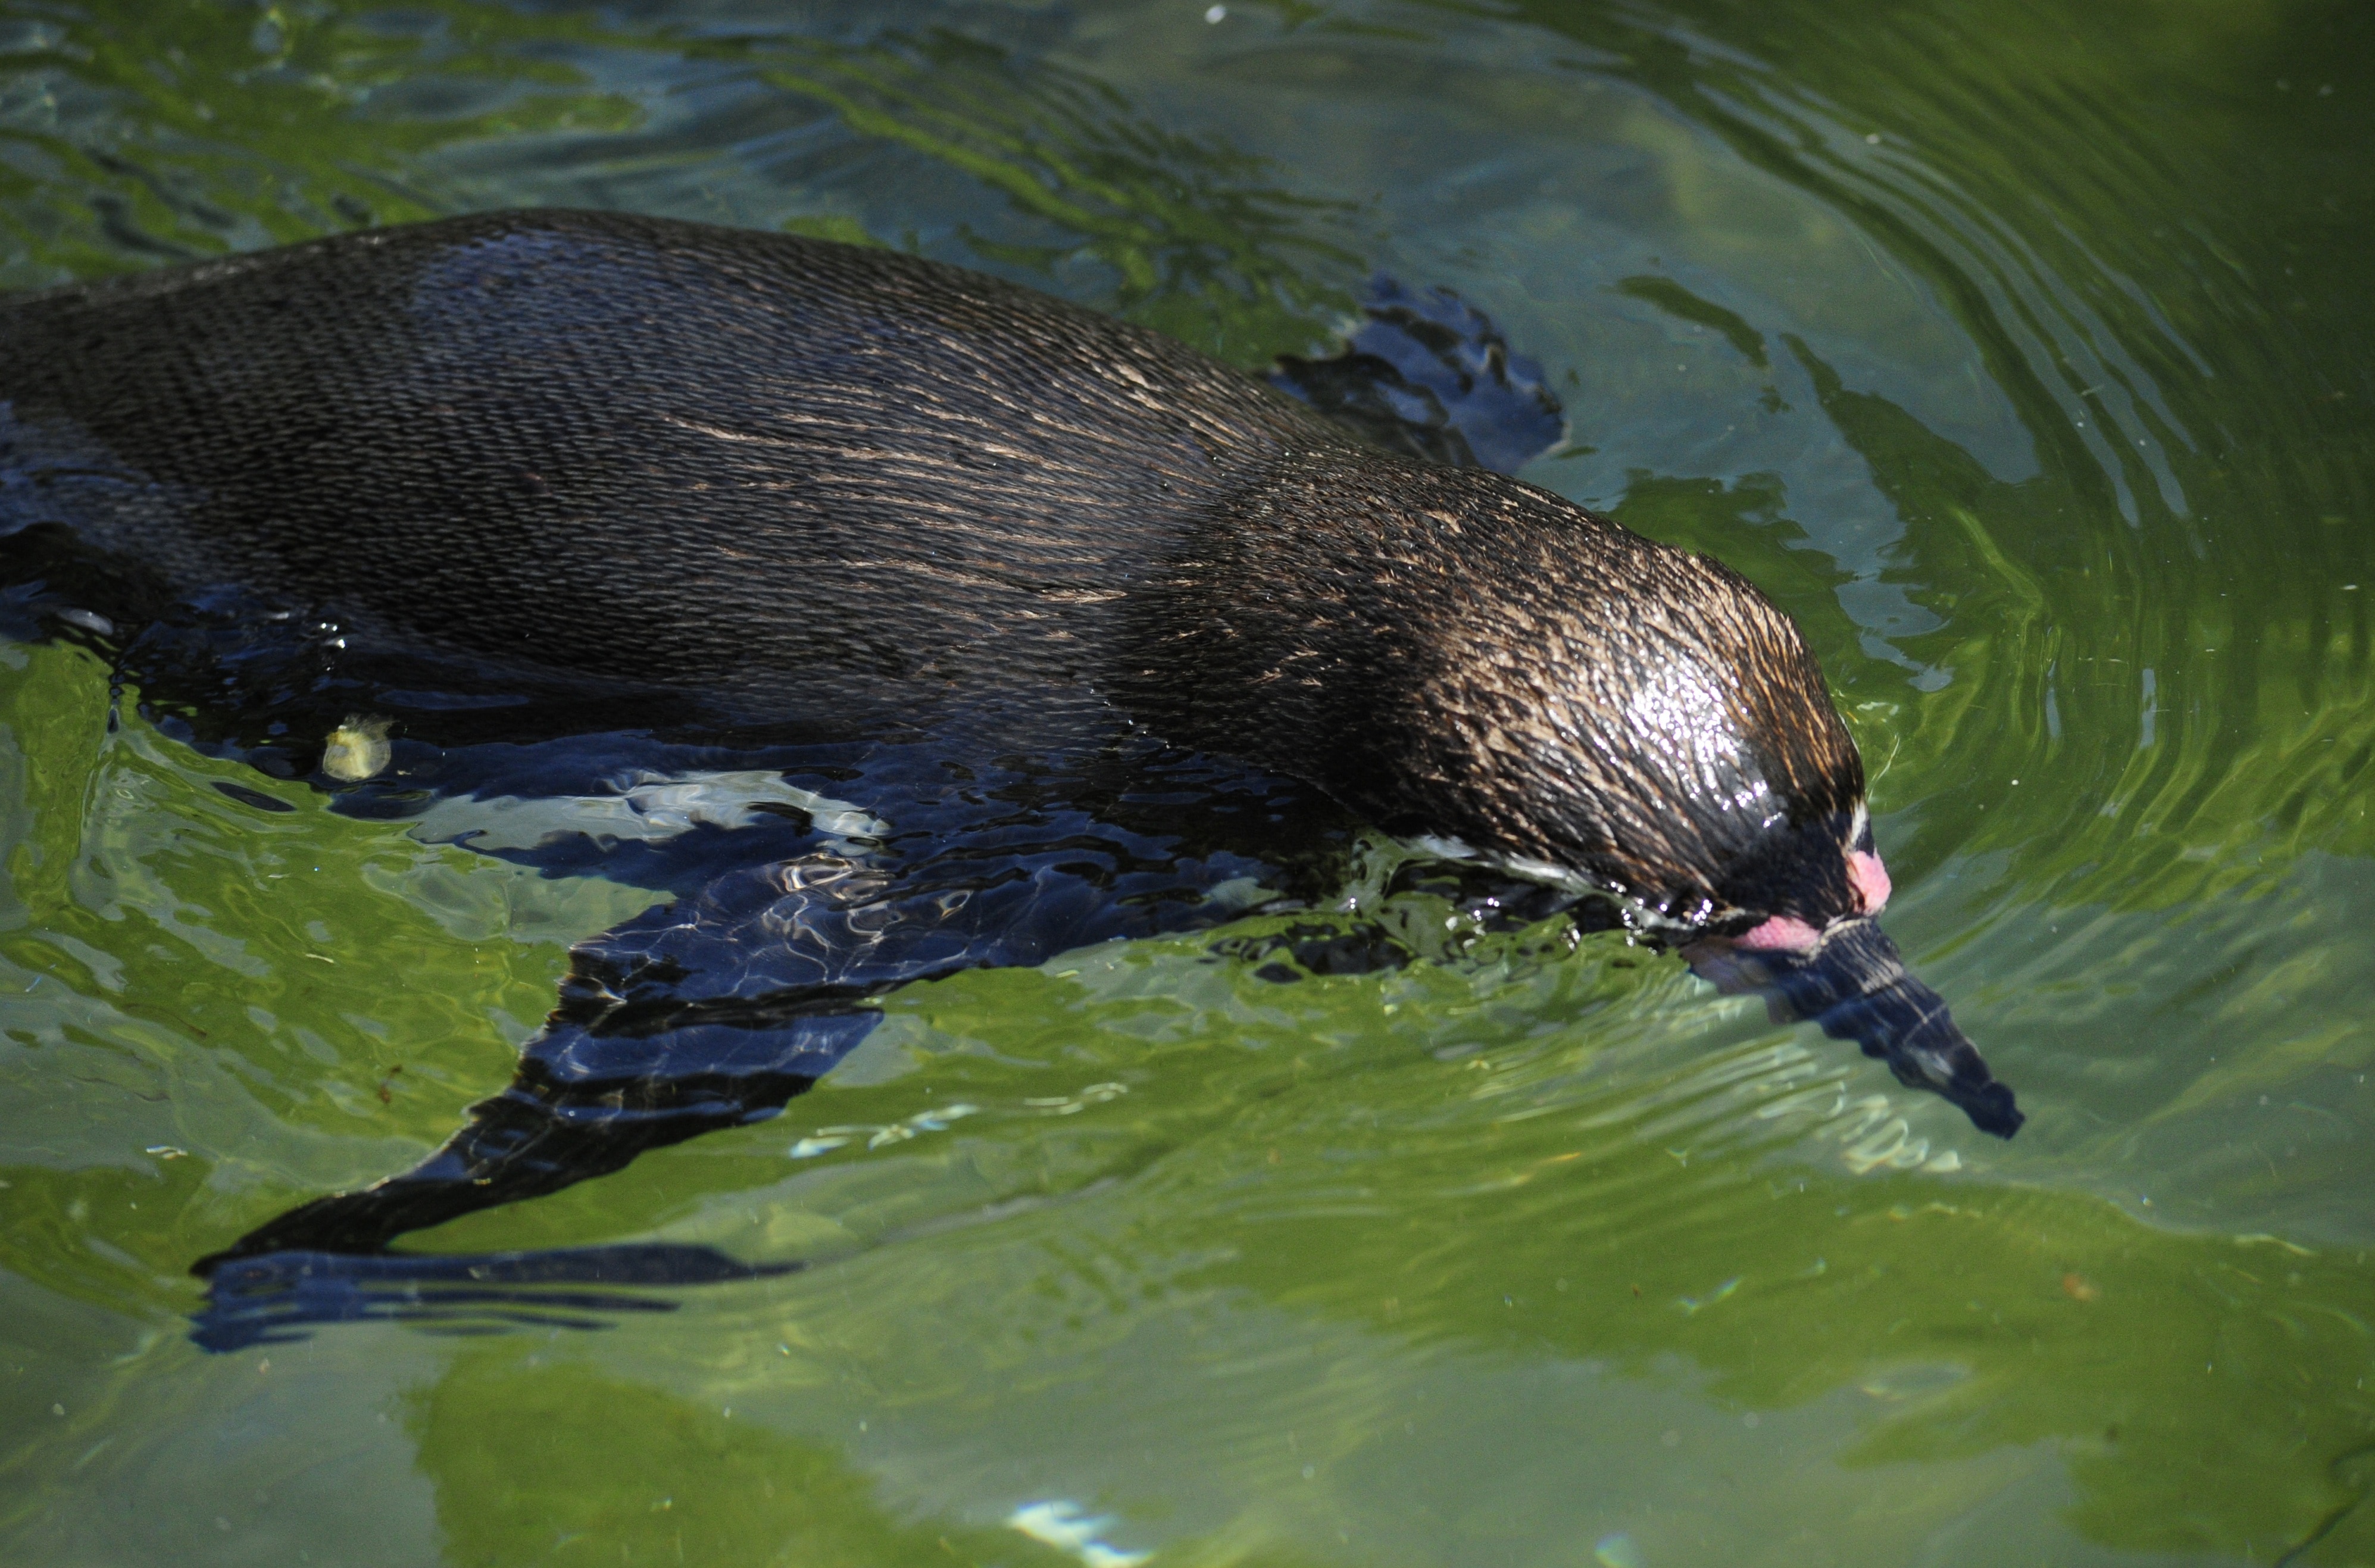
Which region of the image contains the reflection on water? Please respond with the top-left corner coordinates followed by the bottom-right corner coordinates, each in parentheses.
top-left (2, 0), bottom-right (2372, 1564)
top-left (191, 1242), bottom-right (796, 1351)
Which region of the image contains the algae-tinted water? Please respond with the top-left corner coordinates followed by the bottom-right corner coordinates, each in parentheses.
top-left (2, 1), bottom-right (2372, 1564)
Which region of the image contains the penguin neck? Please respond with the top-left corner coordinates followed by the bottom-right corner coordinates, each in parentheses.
top-left (1116, 446), bottom-right (1523, 832)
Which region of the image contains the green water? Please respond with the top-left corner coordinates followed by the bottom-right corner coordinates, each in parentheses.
top-left (2, 0), bottom-right (2372, 1563)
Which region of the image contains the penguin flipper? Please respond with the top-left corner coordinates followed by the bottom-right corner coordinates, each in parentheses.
top-left (186, 737), bottom-right (1317, 1339)
top-left (1269, 274), bottom-right (1568, 475)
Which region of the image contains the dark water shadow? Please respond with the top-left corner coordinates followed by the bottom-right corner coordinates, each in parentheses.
top-left (191, 1243), bottom-right (803, 1353)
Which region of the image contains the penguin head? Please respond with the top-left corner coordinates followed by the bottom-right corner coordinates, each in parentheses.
top-left (1135, 453), bottom-right (2020, 1135)
top-left (1404, 618), bottom-right (2023, 1138)
top-left (1370, 526), bottom-right (1879, 944)
top-left (1293, 479), bottom-right (2024, 1138)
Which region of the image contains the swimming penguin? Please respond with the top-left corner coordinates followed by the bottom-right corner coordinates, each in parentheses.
top-left (0, 210), bottom-right (2018, 1280)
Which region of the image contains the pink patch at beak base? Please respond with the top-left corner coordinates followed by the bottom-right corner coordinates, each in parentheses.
top-left (1738, 914), bottom-right (1822, 952)
top-left (1849, 849), bottom-right (1892, 914)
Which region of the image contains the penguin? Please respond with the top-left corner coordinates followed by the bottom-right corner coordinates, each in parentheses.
top-left (0, 209), bottom-right (2019, 1285)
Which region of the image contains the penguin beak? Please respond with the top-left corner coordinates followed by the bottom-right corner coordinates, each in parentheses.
top-left (1682, 917), bottom-right (2024, 1138)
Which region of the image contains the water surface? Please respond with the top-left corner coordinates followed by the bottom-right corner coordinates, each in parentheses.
top-left (2, 1), bottom-right (2373, 1564)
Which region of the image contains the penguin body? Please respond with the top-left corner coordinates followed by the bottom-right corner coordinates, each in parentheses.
top-left (0, 211), bottom-right (2018, 1286)
top-left (2, 209), bottom-right (1860, 929)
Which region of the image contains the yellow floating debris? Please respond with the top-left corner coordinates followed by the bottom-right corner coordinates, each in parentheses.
top-left (322, 715), bottom-right (393, 781)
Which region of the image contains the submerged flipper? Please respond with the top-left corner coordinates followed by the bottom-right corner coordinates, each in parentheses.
top-left (192, 855), bottom-right (1004, 1272)
top-left (1271, 275), bottom-right (1567, 474)
top-left (192, 737), bottom-right (1331, 1288)
top-left (1689, 919), bottom-right (2022, 1138)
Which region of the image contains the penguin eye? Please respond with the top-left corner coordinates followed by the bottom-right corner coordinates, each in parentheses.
top-left (1850, 808), bottom-right (1874, 855)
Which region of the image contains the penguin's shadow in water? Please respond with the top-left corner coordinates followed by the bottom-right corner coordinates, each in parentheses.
top-left (5, 277), bottom-right (1577, 1350)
